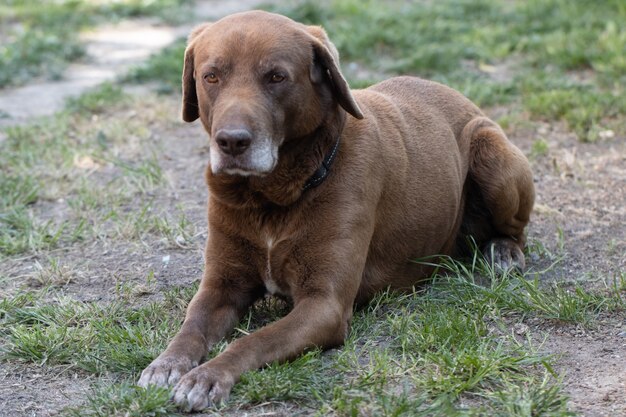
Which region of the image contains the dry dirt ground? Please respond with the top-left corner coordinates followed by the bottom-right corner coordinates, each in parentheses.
top-left (511, 120), bottom-right (626, 417)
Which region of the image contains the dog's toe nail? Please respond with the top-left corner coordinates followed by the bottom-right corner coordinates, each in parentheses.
top-left (173, 389), bottom-right (188, 407)
top-left (168, 369), bottom-right (182, 385)
top-left (188, 384), bottom-right (211, 410)
top-left (153, 372), bottom-right (168, 387)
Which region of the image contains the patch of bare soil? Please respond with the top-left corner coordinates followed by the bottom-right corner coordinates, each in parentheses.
top-left (537, 320), bottom-right (626, 417)
top-left (504, 117), bottom-right (626, 417)
top-left (0, 364), bottom-right (93, 417)
top-left (513, 121), bottom-right (625, 281)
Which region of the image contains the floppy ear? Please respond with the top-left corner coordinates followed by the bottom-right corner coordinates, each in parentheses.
top-left (181, 45), bottom-right (198, 122)
top-left (182, 23), bottom-right (211, 123)
top-left (306, 26), bottom-right (364, 120)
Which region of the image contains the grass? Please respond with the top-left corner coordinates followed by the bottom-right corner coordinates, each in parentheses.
top-left (3, 256), bottom-right (621, 415)
top-left (65, 82), bottom-right (129, 115)
top-left (0, 283), bottom-right (194, 373)
top-left (127, 0), bottom-right (626, 140)
top-left (29, 257), bottom-right (77, 288)
top-left (65, 383), bottom-right (181, 417)
top-left (530, 138), bottom-right (550, 159)
top-left (0, 82), bottom-right (198, 258)
top-left (124, 39), bottom-right (187, 93)
top-left (269, 0), bottom-right (626, 141)
top-left (0, 82), bottom-right (205, 416)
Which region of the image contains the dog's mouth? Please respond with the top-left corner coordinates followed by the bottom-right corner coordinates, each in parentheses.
top-left (209, 148), bottom-right (277, 177)
top-left (222, 167), bottom-right (266, 177)
top-left (211, 159), bottom-right (269, 177)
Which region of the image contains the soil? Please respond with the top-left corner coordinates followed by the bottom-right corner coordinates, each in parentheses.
top-left (538, 320), bottom-right (626, 417)
top-left (0, 2), bottom-right (625, 416)
top-left (511, 120), bottom-right (626, 417)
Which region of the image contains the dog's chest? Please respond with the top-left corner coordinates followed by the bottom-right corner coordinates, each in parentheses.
top-left (263, 234), bottom-right (289, 297)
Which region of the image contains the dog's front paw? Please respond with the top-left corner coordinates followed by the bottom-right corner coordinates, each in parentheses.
top-left (483, 238), bottom-right (526, 272)
top-left (172, 364), bottom-right (235, 411)
top-left (138, 355), bottom-right (198, 388)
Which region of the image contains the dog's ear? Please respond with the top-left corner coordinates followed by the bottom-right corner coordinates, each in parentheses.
top-left (181, 45), bottom-right (198, 122)
top-left (182, 23), bottom-right (211, 122)
top-left (306, 26), bottom-right (364, 120)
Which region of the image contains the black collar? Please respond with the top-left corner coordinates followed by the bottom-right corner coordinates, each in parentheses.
top-left (302, 135), bottom-right (341, 191)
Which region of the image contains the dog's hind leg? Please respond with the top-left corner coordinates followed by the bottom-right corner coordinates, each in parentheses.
top-left (460, 117), bottom-right (535, 271)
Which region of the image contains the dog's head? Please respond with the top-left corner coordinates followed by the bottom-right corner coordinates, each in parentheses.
top-left (182, 11), bottom-right (363, 176)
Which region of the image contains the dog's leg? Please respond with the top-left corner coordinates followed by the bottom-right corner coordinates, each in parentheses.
top-left (171, 295), bottom-right (352, 410)
top-left (169, 231), bottom-right (366, 411)
top-left (137, 283), bottom-right (258, 388)
top-left (138, 234), bottom-right (261, 388)
top-left (463, 117), bottom-right (535, 271)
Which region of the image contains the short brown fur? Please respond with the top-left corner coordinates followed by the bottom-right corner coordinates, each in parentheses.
top-left (138, 11), bottom-right (535, 410)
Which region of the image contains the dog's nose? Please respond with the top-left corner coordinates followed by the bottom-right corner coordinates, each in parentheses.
top-left (215, 129), bottom-right (252, 156)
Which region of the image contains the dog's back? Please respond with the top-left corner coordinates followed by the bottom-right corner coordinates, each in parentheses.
top-left (341, 77), bottom-right (483, 298)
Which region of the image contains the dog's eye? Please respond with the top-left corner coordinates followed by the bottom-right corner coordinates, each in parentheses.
top-left (204, 72), bottom-right (218, 83)
top-left (270, 73), bottom-right (285, 83)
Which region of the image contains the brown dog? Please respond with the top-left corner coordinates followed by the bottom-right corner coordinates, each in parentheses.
top-left (138, 10), bottom-right (534, 410)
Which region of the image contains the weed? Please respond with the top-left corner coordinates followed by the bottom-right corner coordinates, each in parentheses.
top-left (124, 39), bottom-right (186, 93)
top-left (523, 86), bottom-right (626, 142)
top-left (425, 254), bottom-right (625, 324)
top-left (485, 377), bottom-right (575, 417)
top-left (0, 209), bottom-right (67, 257)
top-left (0, 18), bottom-right (84, 86)
top-left (0, 175), bottom-right (39, 209)
top-left (29, 258), bottom-right (76, 288)
top-left (555, 226), bottom-right (565, 255)
top-left (235, 350), bottom-right (338, 404)
top-left (110, 156), bottom-right (164, 193)
top-left (63, 382), bottom-right (181, 417)
top-left (1, 294), bottom-right (183, 374)
top-left (530, 138), bottom-right (550, 158)
top-left (162, 281), bottom-right (200, 311)
top-left (65, 83), bottom-right (128, 115)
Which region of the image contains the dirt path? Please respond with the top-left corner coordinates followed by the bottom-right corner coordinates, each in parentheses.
top-left (0, 0), bottom-right (269, 131)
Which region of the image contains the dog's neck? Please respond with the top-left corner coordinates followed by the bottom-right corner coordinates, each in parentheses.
top-left (302, 132), bottom-right (341, 191)
top-left (206, 108), bottom-right (347, 208)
